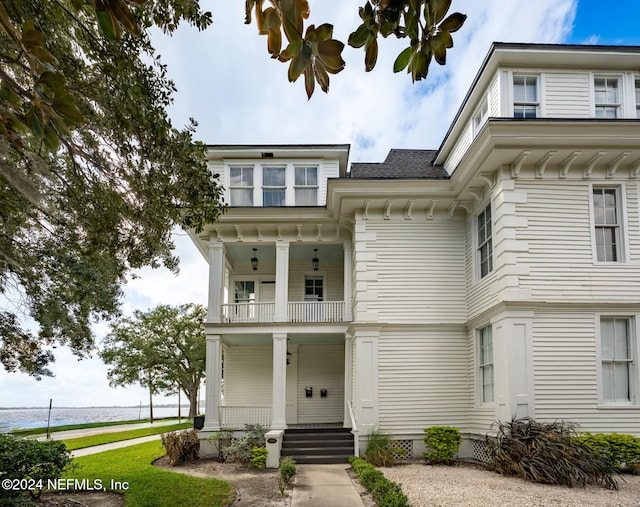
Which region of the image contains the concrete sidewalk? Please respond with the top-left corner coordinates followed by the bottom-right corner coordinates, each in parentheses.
top-left (36, 418), bottom-right (183, 441)
top-left (291, 464), bottom-right (365, 507)
top-left (70, 435), bottom-right (164, 457)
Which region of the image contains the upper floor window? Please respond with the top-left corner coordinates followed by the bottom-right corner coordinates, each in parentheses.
top-left (478, 326), bottom-right (494, 404)
top-left (594, 77), bottom-right (620, 118)
top-left (304, 275), bottom-right (323, 302)
top-left (600, 317), bottom-right (635, 404)
top-left (472, 98), bottom-right (488, 136)
top-left (477, 204), bottom-right (493, 278)
top-left (295, 166), bottom-right (318, 205)
top-left (513, 75), bottom-right (538, 118)
top-left (230, 166), bottom-right (253, 206)
top-left (262, 167), bottom-right (286, 206)
top-left (635, 78), bottom-right (640, 119)
top-left (592, 187), bottom-right (622, 262)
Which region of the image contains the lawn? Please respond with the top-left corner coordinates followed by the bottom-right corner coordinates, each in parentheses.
top-left (62, 422), bottom-right (191, 450)
top-left (62, 440), bottom-right (235, 506)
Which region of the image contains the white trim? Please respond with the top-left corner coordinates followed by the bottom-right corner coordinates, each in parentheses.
top-left (475, 324), bottom-right (495, 407)
top-left (474, 201), bottom-right (494, 282)
top-left (595, 313), bottom-right (640, 407)
top-left (588, 182), bottom-right (629, 264)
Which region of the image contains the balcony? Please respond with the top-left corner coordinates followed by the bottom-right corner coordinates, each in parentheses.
top-left (221, 301), bottom-right (346, 324)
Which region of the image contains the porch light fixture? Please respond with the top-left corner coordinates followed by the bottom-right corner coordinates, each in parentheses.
top-left (251, 248), bottom-right (259, 271)
top-left (312, 248), bottom-right (319, 271)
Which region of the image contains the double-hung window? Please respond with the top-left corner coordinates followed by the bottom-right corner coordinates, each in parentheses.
top-left (477, 204), bottom-right (493, 279)
top-left (513, 75), bottom-right (539, 118)
top-left (295, 166), bottom-right (318, 205)
top-left (594, 77), bottom-right (620, 118)
top-left (478, 326), bottom-right (494, 404)
top-left (600, 317), bottom-right (635, 404)
top-left (230, 166), bottom-right (254, 206)
top-left (262, 167), bottom-right (286, 206)
top-left (635, 78), bottom-right (640, 119)
top-left (472, 98), bottom-right (488, 136)
top-left (592, 187), bottom-right (622, 262)
top-left (304, 276), bottom-right (323, 301)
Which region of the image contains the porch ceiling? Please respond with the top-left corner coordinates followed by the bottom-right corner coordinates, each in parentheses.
top-left (222, 332), bottom-right (345, 346)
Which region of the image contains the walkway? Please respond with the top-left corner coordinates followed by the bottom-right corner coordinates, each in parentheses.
top-left (291, 464), bottom-right (365, 507)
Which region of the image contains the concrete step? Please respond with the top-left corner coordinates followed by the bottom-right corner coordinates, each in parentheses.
top-left (282, 428), bottom-right (354, 465)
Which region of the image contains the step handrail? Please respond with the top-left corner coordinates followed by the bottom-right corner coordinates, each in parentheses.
top-left (347, 401), bottom-right (359, 457)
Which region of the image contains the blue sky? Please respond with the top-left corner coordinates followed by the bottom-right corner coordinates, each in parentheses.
top-left (1, 0), bottom-right (640, 409)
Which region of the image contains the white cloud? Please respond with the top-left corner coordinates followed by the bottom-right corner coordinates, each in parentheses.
top-left (1, 0), bottom-right (578, 408)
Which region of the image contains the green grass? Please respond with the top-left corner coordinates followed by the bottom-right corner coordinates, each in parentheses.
top-left (62, 440), bottom-right (235, 506)
top-left (62, 422), bottom-right (192, 450)
top-left (11, 417), bottom-right (183, 436)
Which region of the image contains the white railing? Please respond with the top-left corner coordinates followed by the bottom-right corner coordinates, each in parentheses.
top-left (288, 301), bottom-right (345, 322)
top-left (348, 401), bottom-right (360, 457)
top-left (219, 406), bottom-right (272, 429)
top-left (221, 302), bottom-right (275, 323)
top-left (220, 301), bottom-right (346, 323)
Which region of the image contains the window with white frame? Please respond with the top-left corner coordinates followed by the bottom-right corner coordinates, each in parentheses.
top-left (262, 167), bottom-right (286, 206)
top-left (477, 203), bottom-right (493, 278)
top-left (513, 75), bottom-right (539, 118)
top-left (478, 326), bottom-right (494, 404)
top-left (594, 77), bottom-right (620, 118)
top-left (295, 166), bottom-right (318, 205)
top-left (472, 98), bottom-right (488, 136)
top-left (635, 78), bottom-right (640, 119)
top-left (600, 317), bottom-right (635, 403)
top-left (229, 166), bottom-right (254, 206)
top-left (592, 187), bottom-right (622, 262)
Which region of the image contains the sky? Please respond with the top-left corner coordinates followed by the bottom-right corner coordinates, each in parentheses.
top-left (1, 0), bottom-right (640, 409)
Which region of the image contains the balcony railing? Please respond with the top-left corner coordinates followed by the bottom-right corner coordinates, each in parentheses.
top-left (221, 302), bottom-right (275, 323)
top-left (219, 405), bottom-right (272, 429)
top-left (221, 301), bottom-right (346, 324)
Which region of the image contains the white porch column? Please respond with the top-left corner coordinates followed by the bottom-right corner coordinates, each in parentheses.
top-left (343, 333), bottom-right (353, 428)
top-left (343, 241), bottom-right (353, 321)
top-left (274, 242), bottom-right (290, 322)
top-left (207, 237), bottom-right (225, 323)
top-left (271, 333), bottom-right (288, 430)
top-left (203, 333), bottom-right (222, 432)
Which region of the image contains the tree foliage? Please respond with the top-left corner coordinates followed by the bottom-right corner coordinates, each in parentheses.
top-left (245, 0), bottom-right (466, 97)
top-left (0, 1), bottom-right (223, 378)
top-left (101, 303), bottom-right (206, 418)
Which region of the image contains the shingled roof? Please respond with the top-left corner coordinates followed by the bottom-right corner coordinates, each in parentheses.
top-left (348, 149), bottom-right (448, 179)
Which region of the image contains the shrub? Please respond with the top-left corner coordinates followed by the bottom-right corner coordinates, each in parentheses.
top-left (0, 434), bottom-right (72, 505)
top-left (250, 446), bottom-right (268, 468)
top-left (224, 424), bottom-right (267, 463)
top-left (486, 418), bottom-right (618, 489)
top-left (364, 430), bottom-right (398, 467)
top-left (348, 457), bottom-right (409, 507)
top-left (577, 432), bottom-right (640, 474)
top-left (279, 456), bottom-right (297, 484)
top-left (161, 429), bottom-right (199, 466)
top-left (206, 429), bottom-right (234, 462)
top-left (423, 426), bottom-right (461, 465)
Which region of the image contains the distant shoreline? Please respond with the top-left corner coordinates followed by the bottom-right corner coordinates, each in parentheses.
top-left (0, 404), bottom-right (193, 410)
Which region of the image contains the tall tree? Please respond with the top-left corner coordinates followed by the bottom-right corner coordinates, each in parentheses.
top-left (101, 303), bottom-right (206, 418)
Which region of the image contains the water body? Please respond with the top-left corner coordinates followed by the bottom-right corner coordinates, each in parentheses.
top-left (0, 405), bottom-right (191, 432)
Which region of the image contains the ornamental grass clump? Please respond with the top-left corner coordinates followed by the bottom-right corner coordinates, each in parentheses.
top-left (423, 426), bottom-right (461, 465)
top-left (364, 430), bottom-right (397, 467)
top-left (161, 429), bottom-right (199, 466)
top-left (486, 418), bottom-right (618, 489)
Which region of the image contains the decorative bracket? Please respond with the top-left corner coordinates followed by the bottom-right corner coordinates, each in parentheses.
top-left (535, 151), bottom-right (556, 178)
top-left (234, 225), bottom-right (243, 242)
top-left (630, 160), bottom-right (640, 179)
top-left (256, 225), bottom-right (263, 242)
top-left (583, 151), bottom-right (606, 179)
top-left (362, 200), bottom-right (370, 220)
top-left (607, 152), bottom-right (630, 178)
top-left (560, 151), bottom-right (581, 178)
top-left (427, 200), bottom-right (438, 220)
top-left (383, 200), bottom-right (393, 220)
top-left (511, 150), bottom-right (531, 178)
top-left (296, 224), bottom-right (303, 241)
top-left (405, 200), bottom-right (415, 220)
top-left (316, 224), bottom-right (323, 241)
top-left (479, 172), bottom-right (496, 188)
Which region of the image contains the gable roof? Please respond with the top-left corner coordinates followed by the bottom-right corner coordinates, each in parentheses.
top-left (348, 149), bottom-right (448, 179)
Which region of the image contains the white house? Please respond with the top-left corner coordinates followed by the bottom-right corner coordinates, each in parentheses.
top-left (189, 43), bottom-right (640, 464)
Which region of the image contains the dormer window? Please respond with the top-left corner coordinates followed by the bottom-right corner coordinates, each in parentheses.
top-left (262, 167), bottom-right (286, 206)
top-left (472, 98), bottom-right (488, 137)
top-left (230, 166), bottom-right (254, 206)
top-left (295, 166), bottom-right (318, 205)
top-left (513, 75), bottom-right (538, 118)
top-left (594, 77), bottom-right (620, 118)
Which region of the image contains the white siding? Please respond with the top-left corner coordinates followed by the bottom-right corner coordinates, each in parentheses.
top-left (377, 328), bottom-right (468, 434)
top-left (355, 213), bottom-right (466, 324)
top-left (533, 311), bottom-right (640, 435)
top-left (288, 261), bottom-right (344, 302)
top-left (487, 73), bottom-right (501, 116)
top-left (543, 72), bottom-right (591, 117)
top-left (297, 344), bottom-right (344, 423)
top-left (319, 160), bottom-right (339, 206)
top-left (444, 127), bottom-right (473, 175)
top-left (224, 346), bottom-right (272, 405)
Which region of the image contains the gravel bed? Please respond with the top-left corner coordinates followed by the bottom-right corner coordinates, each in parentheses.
top-left (380, 463), bottom-right (640, 507)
